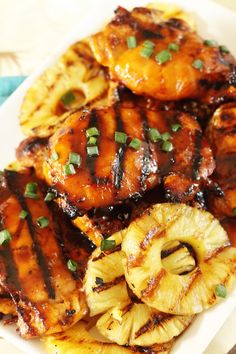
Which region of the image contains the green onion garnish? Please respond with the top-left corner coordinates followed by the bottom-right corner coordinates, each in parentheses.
top-left (0, 229), bottom-right (12, 245)
top-left (203, 39), bottom-right (218, 47)
top-left (219, 45), bottom-right (230, 54)
top-left (19, 210), bottom-right (28, 219)
top-left (100, 239), bottom-right (116, 251)
top-left (143, 40), bottom-right (155, 49)
top-left (127, 36), bottom-right (137, 49)
top-left (67, 259), bottom-right (77, 272)
top-left (36, 216), bottom-right (49, 229)
top-left (63, 164), bottom-right (76, 175)
top-left (129, 138), bottom-right (142, 150)
top-left (69, 152), bottom-right (81, 166)
top-left (161, 141), bottom-right (173, 152)
top-left (161, 132), bottom-right (171, 141)
top-left (87, 137), bottom-right (97, 145)
top-left (61, 91), bottom-right (76, 106)
top-left (44, 192), bottom-right (56, 202)
top-left (86, 127), bottom-right (100, 138)
top-left (115, 131), bottom-right (127, 144)
top-left (155, 50), bottom-right (172, 64)
top-left (51, 152), bottom-right (59, 161)
top-left (168, 43), bottom-right (179, 52)
top-left (192, 59), bottom-right (203, 70)
top-left (171, 123), bottom-right (181, 132)
top-left (87, 146), bottom-right (99, 157)
top-left (215, 284), bottom-right (227, 298)
top-left (149, 128), bottom-right (161, 142)
top-left (95, 277), bottom-right (104, 285)
top-left (24, 183), bottom-right (38, 199)
top-left (140, 46), bottom-right (154, 58)
top-left (232, 207), bottom-right (236, 215)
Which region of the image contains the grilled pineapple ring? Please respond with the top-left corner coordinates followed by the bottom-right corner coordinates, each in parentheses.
top-left (20, 41), bottom-right (109, 138)
top-left (122, 203), bottom-right (236, 315)
top-left (84, 230), bottom-right (193, 347)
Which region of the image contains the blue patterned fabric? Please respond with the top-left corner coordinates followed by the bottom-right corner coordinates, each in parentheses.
top-left (0, 76), bottom-right (27, 105)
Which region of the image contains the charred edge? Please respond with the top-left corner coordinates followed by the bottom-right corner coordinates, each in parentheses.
top-left (92, 244), bottom-right (122, 262)
top-left (92, 275), bottom-right (125, 293)
top-left (5, 171), bottom-right (56, 300)
top-left (0, 248), bottom-right (21, 291)
top-left (140, 110), bottom-right (152, 191)
top-left (141, 269), bottom-right (166, 299)
top-left (86, 109), bottom-right (99, 181)
top-left (161, 243), bottom-right (185, 259)
top-left (113, 103), bottom-right (127, 190)
top-left (192, 130), bottom-right (203, 180)
top-left (141, 227), bottom-right (165, 250)
top-left (134, 313), bottom-right (173, 339)
top-left (178, 268), bottom-right (202, 302)
top-left (0, 293), bottom-right (11, 299)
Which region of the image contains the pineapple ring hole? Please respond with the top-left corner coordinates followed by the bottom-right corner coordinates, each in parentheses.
top-left (161, 240), bottom-right (197, 275)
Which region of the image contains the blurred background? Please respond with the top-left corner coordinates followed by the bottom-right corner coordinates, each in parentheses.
top-left (0, 0), bottom-right (236, 353)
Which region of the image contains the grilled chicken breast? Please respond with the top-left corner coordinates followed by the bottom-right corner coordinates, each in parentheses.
top-left (44, 97), bottom-right (214, 214)
top-left (206, 103), bottom-right (236, 218)
top-left (89, 7), bottom-right (236, 102)
top-left (0, 170), bottom-right (94, 338)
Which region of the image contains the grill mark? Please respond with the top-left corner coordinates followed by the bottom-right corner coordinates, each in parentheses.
top-left (5, 171), bottom-right (55, 299)
top-left (140, 110), bottom-right (152, 191)
top-left (92, 275), bottom-right (125, 293)
top-left (134, 312), bottom-right (173, 339)
top-left (0, 247), bottom-right (21, 291)
top-left (141, 269), bottom-right (166, 299)
top-left (204, 245), bottom-right (228, 262)
top-left (141, 227), bottom-right (165, 250)
top-left (161, 243), bottom-right (185, 259)
top-left (86, 109), bottom-right (99, 181)
top-left (92, 244), bottom-right (121, 262)
top-left (192, 130), bottom-right (203, 180)
top-left (0, 293), bottom-right (11, 299)
top-left (178, 267), bottom-right (202, 302)
top-left (113, 103), bottom-right (127, 190)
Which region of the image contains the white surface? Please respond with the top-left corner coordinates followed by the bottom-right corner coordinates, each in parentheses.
top-left (0, 0), bottom-right (236, 353)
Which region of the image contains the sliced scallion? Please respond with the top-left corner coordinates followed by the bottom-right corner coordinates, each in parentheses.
top-left (155, 50), bottom-right (172, 64)
top-left (44, 192), bottom-right (56, 202)
top-left (19, 210), bottom-right (28, 219)
top-left (63, 163), bottom-right (76, 175)
top-left (215, 284), bottom-right (227, 298)
top-left (129, 138), bottom-right (141, 150)
top-left (203, 39), bottom-right (218, 47)
top-left (149, 128), bottom-right (161, 142)
top-left (115, 131), bottom-right (127, 144)
top-left (0, 229), bottom-right (12, 245)
top-left (100, 239), bottom-right (116, 251)
top-left (87, 146), bottom-right (99, 157)
top-left (127, 36), bottom-right (137, 49)
top-left (192, 59), bottom-right (203, 70)
top-left (51, 152), bottom-right (59, 161)
top-left (67, 259), bottom-right (77, 272)
top-left (86, 127), bottom-right (99, 138)
top-left (69, 152), bottom-right (81, 166)
top-left (161, 141), bottom-right (173, 152)
top-left (161, 132), bottom-right (171, 141)
top-left (168, 43), bottom-right (179, 52)
top-left (171, 123), bottom-right (181, 132)
top-left (36, 216), bottom-right (49, 229)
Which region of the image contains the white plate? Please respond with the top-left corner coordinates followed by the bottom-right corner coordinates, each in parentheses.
top-left (0, 0), bottom-right (236, 353)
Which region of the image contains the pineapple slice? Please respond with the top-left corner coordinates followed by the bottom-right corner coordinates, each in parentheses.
top-left (97, 302), bottom-right (193, 346)
top-left (122, 203), bottom-right (236, 315)
top-left (84, 230), bottom-right (193, 347)
top-left (20, 41), bottom-right (109, 138)
top-left (43, 320), bottom-right (174, 354)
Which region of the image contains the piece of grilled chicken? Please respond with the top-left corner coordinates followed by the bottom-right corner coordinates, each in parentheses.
top-left (0, 169), bottom-right (94, 338)
top-left (206, 103), bottom-right (236, 218)
top-left (43, 97), bottom-right (215, 215)
top-left (89, 7), bottom-right (236, 103)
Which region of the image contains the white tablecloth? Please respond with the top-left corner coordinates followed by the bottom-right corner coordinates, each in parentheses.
top-left (0, 0), bottom-right (235, 353)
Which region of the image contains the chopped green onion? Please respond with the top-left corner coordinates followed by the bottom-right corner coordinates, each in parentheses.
top-left (192, 59), bottom-right (203, 70)
top-left (100, 239), bottom-right (116, 251)
top-left (0, 229), bottom-right (12, 245)
top-left (155, 50), bottom-right (172, 64)
top-left (161, 132), bottom-right (171, 141)
top-left (203, 39), bottom-right (218, 47)
top-left (69, 152), bottom-right (81, 166)
top-left (115, 131), bottom-right (127, 144)
top-left (168, 43), bottom-right (179, 52)
top-left (67, 259), bottom-right (77, 272)
top-left (171, 123), bottom-right (181, 132)
top-left (24, 182), bottom-right (38, 199)
top-left (161, 141), bottom-right (173, 152)
top-left (149, 128), bottom-right (161, 142)
top-left (86, 127), bottom-right (100, 138)
top-left (129, 138), bottom-right (142, 150)
top-left (219, 45), bottom-right (230, 54)
top-left (19, 210), bottom-right (28, 219)
top-left (232, 207), bottom-right (236, 215)
top-left (143, 40), bottom-right (155, 49)
top-left (140, 46), bottom-right (154, 58)
top-left (51, 152), bottom-right (59, 161)
top-left (63, 163), bottom-right (76, 175)
top-left (127, 36), bottom-right (137, 49)
top-left (61, 91), bottom-right (76, 106)
top-left (215, 284), bottom-right (227, 298)
top-left (95, 277), bottom-right (104, 285)
top-left (36, 216), bottom-right (49, 229)
top-left (87, 146), bottom-right (99, 156)
top-left (87, 137), bottom-right (97, 145)
top-left (44, 192), bottom-right (56, 202)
